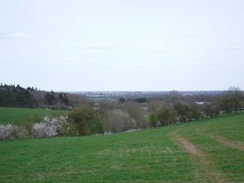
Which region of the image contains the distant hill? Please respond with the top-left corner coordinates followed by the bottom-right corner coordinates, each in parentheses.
top-left (0, 84), bottom-right (91, 109)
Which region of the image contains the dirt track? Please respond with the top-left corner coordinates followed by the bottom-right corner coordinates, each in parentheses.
top-left (196, 128), bottom-right (244, 151)
top-left (169, 129), bottom-right (230, 183)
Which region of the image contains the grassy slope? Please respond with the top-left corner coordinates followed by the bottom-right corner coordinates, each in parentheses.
top-left (0, 113), bottom-right (243, 182)
top-left (178, 113), bottom-right (244, 182)
top-left (0, 107), bottom-right (68, 125)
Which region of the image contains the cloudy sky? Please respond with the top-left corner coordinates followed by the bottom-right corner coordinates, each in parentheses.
top-left (0, 0), bottom-right (243, 91)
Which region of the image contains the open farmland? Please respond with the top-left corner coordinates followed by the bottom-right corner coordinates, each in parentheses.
top-left (0, 113), bottom-right (243, 182)
top-left (0, 107), bottom-right (68, 125)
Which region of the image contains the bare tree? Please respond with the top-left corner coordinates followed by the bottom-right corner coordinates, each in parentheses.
top-left (104, 110), bottom-right (136, 133)
top-left (221, 86), bottom-right (244, 113)
top-left (164, 90), bottom-right (181, 107)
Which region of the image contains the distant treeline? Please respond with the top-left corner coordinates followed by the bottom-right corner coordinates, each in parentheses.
top-left (0, 84), bottom-right (91, 109)
top-left (0, 85), bottom-right (244, 140)
top-left (0, 84), bottom-right (37, 108)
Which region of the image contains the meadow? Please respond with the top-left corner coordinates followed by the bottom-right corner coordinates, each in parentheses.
top-left (0, 112), bottom-right (243, 182)
top-left (0, 107), bottom-right (68, 125)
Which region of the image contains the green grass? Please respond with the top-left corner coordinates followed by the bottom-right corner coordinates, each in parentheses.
top-left (0, 113), bottom-right (243, 182)
top-left (198, 113), bottom-right (244, 143)
top-left (0, 127), bottom-right (195, 182)
top-left (178, 113), bottom-right (244, 182)
top-left (0, 107), bottom-right (68, 125)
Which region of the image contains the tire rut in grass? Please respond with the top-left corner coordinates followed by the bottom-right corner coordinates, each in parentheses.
top-left (169, 129), bottom-right (229, 183)
top-left (196, 128), bottom-right (244, 151)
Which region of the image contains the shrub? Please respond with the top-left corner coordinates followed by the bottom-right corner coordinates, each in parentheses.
top-left (0, 115), bottom-right (69, 140)
top-left (173, 102), bottom-right (190, 122)
top-left (33, 116), bottom-right (63, 138)
top-left (156, 106), bottom-right (175, 126)
top-left (122, 102), bottom-right (149, 128)
top-left (202, 103), bottom-right (220, 117)
top-left (104, 110), bottom-right (136, 133)
top-left (188, 105), bottom-right (202, 121)
top-left (0, 124), bottom-right (27, 140)
top-left (68, 106), bottom-right (104, 136)
top-left (149, 113), bottom-right (157, 127)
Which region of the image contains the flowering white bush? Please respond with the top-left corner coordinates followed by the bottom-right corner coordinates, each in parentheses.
top-left (0, 115), bottom-right (69, 140)
top-left (0, 124), bottom-right (27, 140)
top-left (33, 115), bottom-right (68, 138)
top-left (0, 124), bottom-right (15, 140)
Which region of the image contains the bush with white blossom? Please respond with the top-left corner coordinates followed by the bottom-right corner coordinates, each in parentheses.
top-left (0, 124), bottom-right (27, 140)
top-left (0, 115), bottom-right (69, 140)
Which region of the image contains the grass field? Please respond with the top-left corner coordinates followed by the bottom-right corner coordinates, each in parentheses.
top-left (0, 107), bottom-right (68, 125)
top-left (0, 113), bottom-right (243, 182)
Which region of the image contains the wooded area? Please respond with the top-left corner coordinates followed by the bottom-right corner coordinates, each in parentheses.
top-left (0, 84), bottom-right (91, 109)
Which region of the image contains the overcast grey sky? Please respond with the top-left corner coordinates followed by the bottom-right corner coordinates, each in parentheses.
top-left (0, 0), bottom-right (243, 91)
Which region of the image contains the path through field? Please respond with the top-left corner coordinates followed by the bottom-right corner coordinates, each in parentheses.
top-left (196, 128), bottom-right (244, 151)
top-left (169, 129), bottom-right (230, 183)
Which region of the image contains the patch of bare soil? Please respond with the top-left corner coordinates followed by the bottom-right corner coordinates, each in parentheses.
top-left (171, 130), bottom-right (204, 157)
top-left (196, 128), bottom-right (244, 151)
top-left (169, 129), bottom-right (230, 183)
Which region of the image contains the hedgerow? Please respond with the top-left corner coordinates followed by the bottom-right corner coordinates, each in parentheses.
top-left (0, 115), bottom-right (68, 140)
